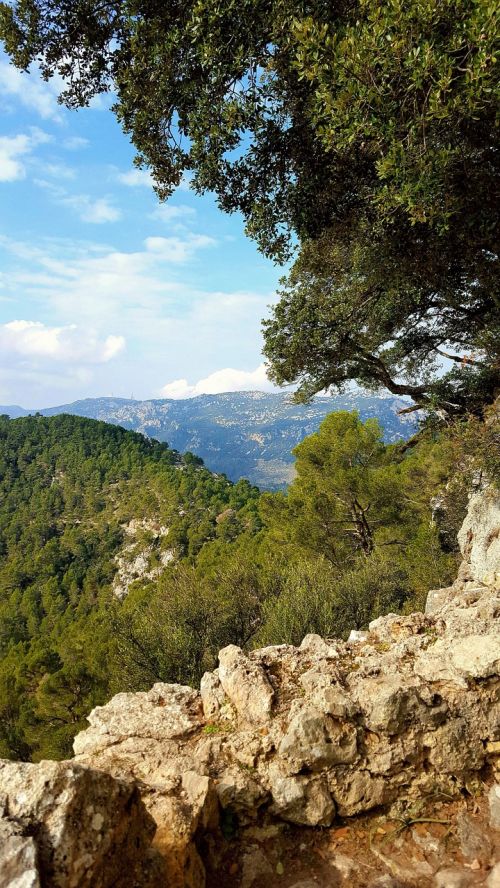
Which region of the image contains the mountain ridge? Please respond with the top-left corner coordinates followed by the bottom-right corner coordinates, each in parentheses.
top-left (0, 391), bottom-right (417, 489)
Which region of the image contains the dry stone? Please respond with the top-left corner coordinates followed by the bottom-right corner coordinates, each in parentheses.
top-left (0, 813), bottom-right (40, 888)
top-left (0, 760), bottom-right (154, 888)
top-left (4, 485), bottom-right (499, 887)
top-left (218, 645), bottom-right (274, 725)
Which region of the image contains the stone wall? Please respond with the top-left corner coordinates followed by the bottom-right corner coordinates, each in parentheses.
top-left (1, 487), bottom-right (499, 888)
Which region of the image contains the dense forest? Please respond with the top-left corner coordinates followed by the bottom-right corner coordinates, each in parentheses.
top-left (2, 407), bottom-right (497, 762)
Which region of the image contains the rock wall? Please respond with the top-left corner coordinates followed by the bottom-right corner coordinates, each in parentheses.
top-left (1, 487), bottom-right (499, 888)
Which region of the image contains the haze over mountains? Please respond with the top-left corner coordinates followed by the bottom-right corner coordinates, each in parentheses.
top-left (0, 391), bottom-right (416, 488)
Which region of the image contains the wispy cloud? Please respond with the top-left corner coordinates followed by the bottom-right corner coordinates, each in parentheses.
top-left (34, 179), bottom-right (122, 223)
top-left (152, 204), bottom-right (196, 224)
top-left (0, 233), bottom-right (276, 405)
top-left (117, 168), bottom-right (153, 187)
top-left (0, 60), bottom-right (62, 121)
top-left (0, 128), bottom-right (51, 182)
top-left (63, 136), bottom-right (89, 151)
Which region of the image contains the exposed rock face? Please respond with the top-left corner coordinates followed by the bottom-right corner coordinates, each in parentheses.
top-left (458, 488), bottom-right (500, 587)
top-left (0, 760), bottom-right (155, 887)
top-left (112, 517), bottom-right (174, 599)
top-left (1, 487), bottom-right (499, 887)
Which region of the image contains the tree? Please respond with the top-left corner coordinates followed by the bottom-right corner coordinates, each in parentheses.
top-left (263, 229), bottom-right (500, 410)
top-left (262, 412), bottom-right (406, 564)
top-left (1, 0), bottom-right (498, 406)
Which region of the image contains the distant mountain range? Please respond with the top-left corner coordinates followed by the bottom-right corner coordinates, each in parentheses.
top-left (0, 391), bottom-right (417, 489)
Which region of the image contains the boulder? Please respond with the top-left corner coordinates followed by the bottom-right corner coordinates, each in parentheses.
top-left (278, 702), bottom-right (357, 770)
top-left (0, 759), bottom-right (155, 888)
top-left (73, 682), bottom-right (203, 756)
top-left (458, 488), bottom-right (500, 586)
top-left (269, 769), bottom-right (335, 826)
top-left (218, 645), bottom-right (274, 725)
top-left (0, 813), bottom-right (40, 888)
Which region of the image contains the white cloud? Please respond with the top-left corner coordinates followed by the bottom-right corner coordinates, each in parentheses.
top-left (0, 234), bottom-right (279, 406)
top-left (0, 128), bottom-right (51, 182)
top-left (63, 136), bottom-right (89, 151)
top-left (117, 168), bottom-right (153, 187)
top-left (152, 204), bottom-right (196, 223)
top-left (0, 320), bottom-right (125, 363)
top-left (161, 363), bottom-right (275, 399)
top-left (69, 196), bottom-right (122, 224)
top-left (144, 234), bottom-right (215, 262)
top-left (43, 162), bottom-right (76, 180)
top-left (34, 180), bottom-right (122, 223)
top-left (0, 60), bottom-right (62, 121)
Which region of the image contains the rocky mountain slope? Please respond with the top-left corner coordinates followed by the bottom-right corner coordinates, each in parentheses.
top-left (0, 392), bottom-right (416, 489)
top-left (1, 485), bottom-right (499, 888)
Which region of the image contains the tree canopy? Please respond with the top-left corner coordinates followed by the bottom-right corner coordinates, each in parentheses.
top-left (1, 0), bottom-right (498, 405)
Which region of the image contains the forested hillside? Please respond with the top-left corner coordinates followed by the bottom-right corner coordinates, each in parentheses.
top-left (0, 392), bottom-right (416, 489)
top-left (0, 414), bottom-right (260, 761)
top-left (2, 407), bottom-right (491, 764)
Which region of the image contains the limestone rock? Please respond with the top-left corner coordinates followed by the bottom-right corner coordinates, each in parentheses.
top-left (0, 759), bottom-right (155, 888)
top-left (6, 485), bottom-right (500, 887)
top-left (73, 682), bottom-right (203, 756)
top-left (200, 669), bottom-right (226, 720)
top-left (279, 702), bottom-right (357, 771)
top-left (458, 488), bottom-right (500, 586)
top-left (218, 645), bottom-right (274, 725)
top-left (434, 869), bottom-right (475, 888)
top-left (269, 768), bottom-right (335, 826)
top-left (489, 783), bottom-right (500, 829)
top-left (0, 813), bottom-right (40, 888)
top-left (487, 863), bottom-right (500, 888)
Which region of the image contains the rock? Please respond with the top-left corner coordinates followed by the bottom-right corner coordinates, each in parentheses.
top-left (0, 759), bottom-right (155, 888)
top-left (331, 769), bottom-right (389, 816)
top-left (488, 783), bottom-right (500, 829)
top-left (289, 883), bottom-right (318, 888)
top-left (215, 767), bottom-right (269, 817)
top-left (348, 629), bottom-right (368, 642)
top-left (434, 869), bottom-right (475, 888)
top-left (449, 634), bottom-right (500, 678)
top-left (0, 813), bottom-right (40, 888)
top-left (73, 682), bottom-right (203, 756)
top-left (456, 812), bottom-right (492, 862)
top-left (425, 586), bottom-right (455, 615)
top-left (458, 488), bottom-right (500, 586)
top-left (278, 702), bottom-right (357, 770)
top-left (269, 769), bottom-right (335, 826)
top-left (487, 863), bottom-right (500, 888)
top-left (218, 645), bottom-right (274, 725)
top-left (300, 634), bottom-right (339, 656)
top-left (200, 670), bottom-right (225, 719)
top-left (353, 674), bottom-right (422, 734)
top-left (239, 847), bottom-right (273, 888)
top-left (148, 771), bottom-right (219, 888)
top-left (424, 718), bottom-right (485, 773)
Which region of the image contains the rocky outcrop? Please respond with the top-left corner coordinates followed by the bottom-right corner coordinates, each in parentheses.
top-left (0, 760), bottom-right (156, 887)
top-left (112, 517), bottom-right (174, 599)
top-left (1, 487), bottom-right (499, 887)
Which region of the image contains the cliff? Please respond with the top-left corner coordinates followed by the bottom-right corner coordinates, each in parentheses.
top-left (1, 487), bottom-right (499, 888)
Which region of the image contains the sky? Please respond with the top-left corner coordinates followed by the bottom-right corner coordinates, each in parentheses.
top-left (0, 51), bottom-right (284, 408)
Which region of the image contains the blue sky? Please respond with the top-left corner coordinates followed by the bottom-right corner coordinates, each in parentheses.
top-left (0, 52), bottom-right (284, 408)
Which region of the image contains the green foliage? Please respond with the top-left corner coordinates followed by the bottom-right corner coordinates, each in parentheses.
top-left (263, 230), bottom-right (500, 410)
top-left (0, 409), bottom-right (477, 760)
top-left (0, 414), bottom-right (259, 760)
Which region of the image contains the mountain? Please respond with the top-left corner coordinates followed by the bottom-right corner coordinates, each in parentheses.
top-left (0, 391), bottom-right (417, 489)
